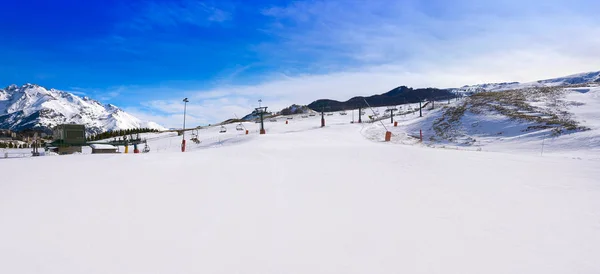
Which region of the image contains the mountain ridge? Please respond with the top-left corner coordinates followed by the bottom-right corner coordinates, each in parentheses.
top-left (307, 86), bottom-right (454, 112)
top-left (0, 84), bottom-right (165, 134)
top-left (457, 70), bottom-right (600, 92)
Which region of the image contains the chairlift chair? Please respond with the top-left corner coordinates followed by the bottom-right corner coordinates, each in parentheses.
top-left (142, 140), bottom-right (151, 153)
top-left (236, 123), bottom-right (244, 131)
top-left (191, 129), bottom-right (201, 144)
top-left (340, 111), bottom-right (347, 115)
top-left (219, 126), bottom-right (227, 133)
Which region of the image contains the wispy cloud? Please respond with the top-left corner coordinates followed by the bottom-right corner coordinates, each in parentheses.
top-left (258, 0), bottom-right (600, 69)
top-left (121, 0), bottom-right (232, 31)
top-left (129, 0), bottom-right (600, 128)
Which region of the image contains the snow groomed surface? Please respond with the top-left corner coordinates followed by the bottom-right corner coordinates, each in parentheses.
top-left (1, 107), bottom-right (599, 274)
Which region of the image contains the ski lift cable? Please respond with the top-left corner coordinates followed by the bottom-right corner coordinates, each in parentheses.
top-left (363, 99), bottom-right (389, 131)
top-left (233, 113), bottom-right (248, 130)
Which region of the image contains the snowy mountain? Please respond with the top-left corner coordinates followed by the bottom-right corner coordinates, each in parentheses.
top-left (0, 84), bottom-right (165, 134)
top-left (457, 70), bottom-right (600, 92)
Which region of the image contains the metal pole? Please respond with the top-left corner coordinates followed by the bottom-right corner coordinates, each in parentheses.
top-left (419, 100), bottom-right (422, 117)
top-left (182, 98), bottom-right (189, 152)
top-left (321, 106), bottom-right (325, 127)
top-left (260, 113), bottom-right (265, 132)
top-left (183, 101), bottom-right (187, 139)
top-left (358, 107), bottom-right (362, 123)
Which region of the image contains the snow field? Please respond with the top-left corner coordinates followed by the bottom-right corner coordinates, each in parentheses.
top-left (1, 104), bottom-right (600, 273)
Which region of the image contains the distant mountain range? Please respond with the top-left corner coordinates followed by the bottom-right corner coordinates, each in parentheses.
top-left (456, 71), bottom-right (600, 93)
top-left (0, 84), bottom-right (164, 134)
top-left (306, 70), bottom-right (600, 112)
top-left (4, 70), bottom-right (600, 133)
top-left (307, 86), bottom-right (453, 112)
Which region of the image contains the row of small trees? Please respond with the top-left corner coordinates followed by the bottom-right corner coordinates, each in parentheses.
top-left (87, 128), bottom-right (160, 141)
top-left (0, 142), bottom-right (38, 149)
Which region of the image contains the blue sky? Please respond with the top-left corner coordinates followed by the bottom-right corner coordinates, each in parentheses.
top-left (2, 0), bottom-right (600, 127)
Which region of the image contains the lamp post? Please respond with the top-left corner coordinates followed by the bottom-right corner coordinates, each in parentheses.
top-left (182, 97), bottom-right (189, 152)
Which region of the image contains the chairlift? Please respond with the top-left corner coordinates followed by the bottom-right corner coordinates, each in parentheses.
top-left (340, 111), bottom-right (347, 115)
top-left (236, 123), bottom-right (244, 131)
top-left (326, 113), bottom-right (334, 116)
top-left (191, 129), bottom-right (201, 144)
top-left (219, 126), bottom-right (227, 133)
top-left (142, 140), bottom-right (151, 153)
top-left (269, 118), bottom-right (278, 122)
top-left (309, 113), bottom-right (316, 116)
top-left (301, 115), bottom-right (308, 118)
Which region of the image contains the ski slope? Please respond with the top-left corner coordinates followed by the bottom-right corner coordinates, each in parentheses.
top-left (1, 106), bottom-right (600, 274)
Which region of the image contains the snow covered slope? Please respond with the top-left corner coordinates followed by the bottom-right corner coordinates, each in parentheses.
top-left (382, 85), bottom-right (600, 159)
top-left (0, 84), bottom-right (164, 134)
top-left (1, 110), bottom-right (599, 274)
top-left (458, 70), bottom-right (600, 92)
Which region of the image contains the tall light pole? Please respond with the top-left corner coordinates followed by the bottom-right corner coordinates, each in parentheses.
top-left (182, 97), bottom-right (189, 152)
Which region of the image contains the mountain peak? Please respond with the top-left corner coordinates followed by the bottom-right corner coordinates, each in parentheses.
top-left (0, 83), bottom-right (165, 134)
top-left (5, 84), bottom-right (18, 91)
top-left (22, 83), bottom-right (40, 89)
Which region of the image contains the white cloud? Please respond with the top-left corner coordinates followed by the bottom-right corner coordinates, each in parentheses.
top-left (126, 0), bottom-right (600, 128)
